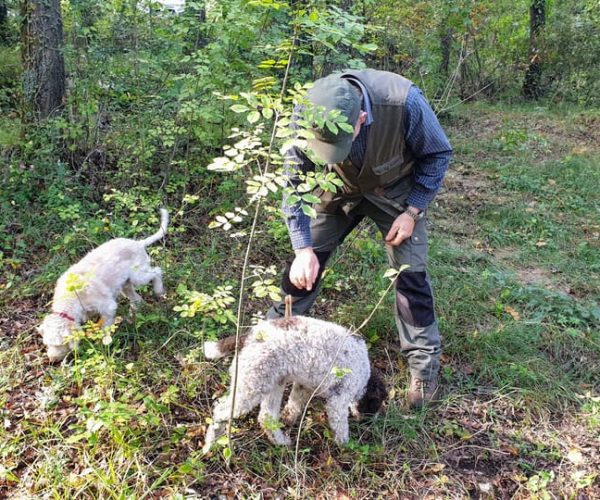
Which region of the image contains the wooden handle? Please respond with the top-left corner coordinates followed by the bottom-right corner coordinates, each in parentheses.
top-left (284, 295), bottom-right (292, 319)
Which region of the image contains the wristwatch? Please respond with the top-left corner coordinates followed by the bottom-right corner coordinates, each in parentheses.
top-left (404, 207), bottom-right (424, 221)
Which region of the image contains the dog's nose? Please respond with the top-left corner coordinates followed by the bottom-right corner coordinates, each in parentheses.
top-left (47, 347), bottom-right (68, 363)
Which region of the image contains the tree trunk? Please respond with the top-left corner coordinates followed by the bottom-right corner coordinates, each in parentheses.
top-left (0, 0), bottom-right (8, 44)
top-left (21, 0), bottom-right (66, 120)
top-left (194, 5), bottom-right (208, 50)
top-left (439, 26), bottom-right (453, 79)
top-left (434, 24), bottom-right (453, 100)
top-left (523, 0), bottom-right (545, 99)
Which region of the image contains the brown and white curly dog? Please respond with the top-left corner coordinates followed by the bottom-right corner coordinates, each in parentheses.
top-left (202, 315), bottom-right (387, 451)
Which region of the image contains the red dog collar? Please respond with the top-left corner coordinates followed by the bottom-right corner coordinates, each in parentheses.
top-left (53, 311), bottom-right (76, 322)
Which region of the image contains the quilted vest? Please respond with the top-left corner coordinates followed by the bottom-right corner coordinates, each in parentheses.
top-left (317, 69), bottom-right (416, 212)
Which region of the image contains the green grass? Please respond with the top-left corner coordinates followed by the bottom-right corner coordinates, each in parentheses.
top-left (1, 103), bottom-right (600, 497)
top-left (0, 115), bottom-right (19, 148)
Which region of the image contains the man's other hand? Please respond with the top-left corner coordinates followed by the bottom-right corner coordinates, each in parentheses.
top-left (385, 213), bottom-right (416, 246)
top-left (290, 247), bottom-right (320, 291)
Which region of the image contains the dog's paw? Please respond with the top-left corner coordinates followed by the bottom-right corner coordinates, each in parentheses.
top-left (280, 433), bottom-right (292, 446)
top-left (268, 431), bottom-right (292, 447)
top-left (129, 299), bottom-right (144, 310)
top-left (333, 432), bottom-right (349, 446)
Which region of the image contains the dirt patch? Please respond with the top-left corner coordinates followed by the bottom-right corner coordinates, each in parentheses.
top-left (516, 267), bottom-right (552, 287)
top-left (433, 166), bottom-right (500, 239)
top-left (446, 107), bottom-right (600, 171)
top-left (516, 267), bottom-right (574, 295)
top-left (0, 297), bottom-right (44, 345)
top-left (492, 249), bottom-right (574, 295)
top-left (440, 167), bottom-right (512, 208)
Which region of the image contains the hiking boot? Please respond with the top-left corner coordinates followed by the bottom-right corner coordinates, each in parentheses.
top-left (407, 377), bottom-right (439, 410)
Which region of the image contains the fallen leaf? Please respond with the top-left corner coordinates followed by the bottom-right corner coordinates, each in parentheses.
top-left (186, 425), bottom-right (204, 438)
top-left (460, 364), bottom-right (474, 375)
top-left (425, 463), bottom-right (446, 474)
top-left (504, 306), bottom-right (521, 321)
top-left (501, 445), bottom-right (520, 456)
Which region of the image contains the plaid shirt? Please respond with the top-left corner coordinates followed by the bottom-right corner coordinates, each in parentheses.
top-left (283, 84), bottom-right (452, 250)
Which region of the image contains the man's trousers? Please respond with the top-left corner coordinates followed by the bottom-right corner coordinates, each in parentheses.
top-left (266, 198), bottom-right (441, 381)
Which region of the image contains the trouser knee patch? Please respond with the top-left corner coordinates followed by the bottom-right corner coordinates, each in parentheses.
top-left (395, 271), bottom-right (435, 327)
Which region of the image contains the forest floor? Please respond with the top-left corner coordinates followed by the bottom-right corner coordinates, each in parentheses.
top-left (1, 103), bottom-right (599, 498)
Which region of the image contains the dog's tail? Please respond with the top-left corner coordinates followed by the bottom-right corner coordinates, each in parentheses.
top-left (203, 334), bottom-right (248, 359)
top-left (140, 208), bottom-right (169, 247)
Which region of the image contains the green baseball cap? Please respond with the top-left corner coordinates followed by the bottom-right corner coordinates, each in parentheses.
top-left (305, 74), bottom-right (361, 164)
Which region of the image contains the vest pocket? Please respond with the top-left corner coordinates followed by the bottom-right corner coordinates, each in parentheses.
top-left (372, 154), bottom-right (404, 176)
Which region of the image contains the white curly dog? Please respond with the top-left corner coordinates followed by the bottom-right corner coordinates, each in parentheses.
top-left (38, 209), bottom-right (169, 362)
top-left (202, 316), bottom-right (387, 451)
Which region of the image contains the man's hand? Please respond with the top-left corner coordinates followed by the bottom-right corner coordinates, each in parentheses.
top-left (289, 247), bottom-right (320, 291)
top-left (385, 212), bottom-right (416, 246)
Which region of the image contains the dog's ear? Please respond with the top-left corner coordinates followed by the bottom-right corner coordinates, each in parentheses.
top-left (357, 369), bottom-right (387, 416)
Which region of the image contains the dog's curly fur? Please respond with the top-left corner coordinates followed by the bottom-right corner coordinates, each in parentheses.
top-left (38, 209), bottom-right (169, 362)
top-left (202, 316), bottom-right (387, 451)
